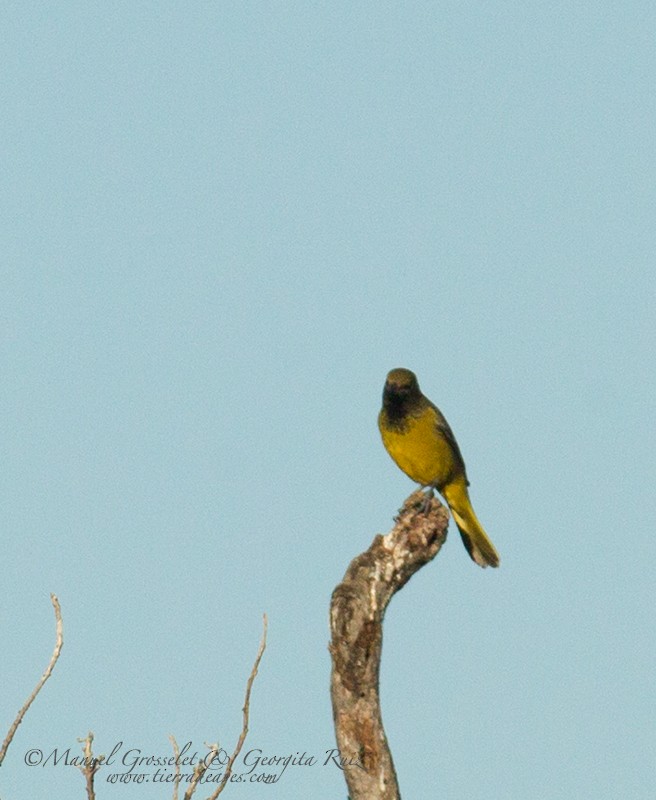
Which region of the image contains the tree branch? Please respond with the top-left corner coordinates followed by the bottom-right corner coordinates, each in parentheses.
top-left (169, 734), bottom-right (182, 800)
top-left (0, 593), bottom-right (63, 766)
top-left (206, 612), bottom-right (267, 800)
top-left (329, 491), bottom-right (448, 800)
top-left (171, 612), bottom-right (268, 800)
top-left (76, 732), bottom-right (102, 800)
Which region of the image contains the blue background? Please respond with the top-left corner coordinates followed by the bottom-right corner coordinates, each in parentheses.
top-left (2, 2), bottom-right (654, 798)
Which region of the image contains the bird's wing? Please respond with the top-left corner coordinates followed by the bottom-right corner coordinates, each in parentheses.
top-left (428, 401), bottom-right (470, 485)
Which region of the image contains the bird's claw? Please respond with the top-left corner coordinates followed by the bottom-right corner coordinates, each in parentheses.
top-left (419, 487), bottom-right (434, 514)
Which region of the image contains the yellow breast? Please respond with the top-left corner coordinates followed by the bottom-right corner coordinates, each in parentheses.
top-left (379, 407), bottom-right (456, 488)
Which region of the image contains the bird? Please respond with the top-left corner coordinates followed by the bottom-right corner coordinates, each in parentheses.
top-left (378, 367), bottom-right (499, 568)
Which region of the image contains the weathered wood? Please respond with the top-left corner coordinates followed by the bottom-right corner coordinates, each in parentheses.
top-left (329, 491), bottom-right (448, 799)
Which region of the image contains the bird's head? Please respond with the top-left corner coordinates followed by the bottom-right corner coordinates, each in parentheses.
top-left (383, 368), bottom-right (422, 406)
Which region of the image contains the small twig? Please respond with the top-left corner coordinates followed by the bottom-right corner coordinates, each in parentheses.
top-left (207, 613), bottom-right (267, 799)
top-left (178, 614), bottom-right (267, 799)
top-left (0, 594), bottom-right (64, 766)
top-left (169, 734), bottom-right (182, 800)
top-left (76, 732), bottom-right (102, 800)
top-left (183, 743), bottom-right (219, 800)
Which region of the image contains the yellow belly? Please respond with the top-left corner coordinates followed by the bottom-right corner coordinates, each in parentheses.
top-left (379, 409), bottom-right (456, 488)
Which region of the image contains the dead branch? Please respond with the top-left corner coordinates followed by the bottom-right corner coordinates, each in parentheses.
top-left (76, 732), bottom-right (102, 800)
top-left (181, 742), bottom-right (219, 800)
top-left (172, 613), bottom-right (268, 800)
top-left (329, 490), bottom-right (448, 800)
top-left (169, 734), bottom-right (182, 800)
top-left (206, 612), bottom-right (267, 799)
top-left (0, 593), bottom-right (64, 766)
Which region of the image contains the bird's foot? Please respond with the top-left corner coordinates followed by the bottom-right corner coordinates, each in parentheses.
top-left (419, 487), bottom-right (434, 514)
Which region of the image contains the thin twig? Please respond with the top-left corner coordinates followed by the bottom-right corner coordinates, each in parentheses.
top-left (183, 743), bottom-right (219, 800)
top-left (0, 593), bottom-right (64, 766)
top-left (76, 732), bottom-right (102, 800)
top-left (180, 613), bottom-right (268, 799)
top-left (169, 734), bottom-right (182, 800)
top-left (208, 612), bottom-right (267, 799)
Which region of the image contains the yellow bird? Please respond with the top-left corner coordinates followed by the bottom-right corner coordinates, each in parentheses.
top-left (378, 368), bottom-right (499, 568)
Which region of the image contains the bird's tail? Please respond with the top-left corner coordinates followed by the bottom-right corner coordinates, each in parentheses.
top-left (442, 477), bottom-right (500, 568)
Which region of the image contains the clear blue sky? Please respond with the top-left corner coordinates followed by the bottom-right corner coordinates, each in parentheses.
top-left (2, 2), bottom-right (654, 798)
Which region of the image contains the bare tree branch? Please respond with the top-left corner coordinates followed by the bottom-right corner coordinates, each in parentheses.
top-left (182, 742), bottom-right (219, 800)
top-left (76, 731), bottom-right (102, 800)
top-left (175, 613), bottom-right (268, 799)
top-left (169, 734), bottom-right (182, 800)
top-left (329, 491), bottom-right (449, 800)
top-left (0, 593), bottom-right (64, 766)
